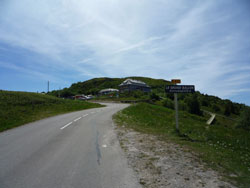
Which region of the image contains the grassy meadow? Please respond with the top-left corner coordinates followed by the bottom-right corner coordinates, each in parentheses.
top-left (114, 103), bottom-right (250, 188)
top-left (0, 90), bottom-right (103, 132)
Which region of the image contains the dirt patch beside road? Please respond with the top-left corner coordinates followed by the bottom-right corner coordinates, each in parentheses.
top-left (116, 126), bottom-right (236, 188)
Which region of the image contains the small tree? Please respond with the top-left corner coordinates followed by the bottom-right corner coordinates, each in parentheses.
top-left (61, 89), bottom-right (74, 98)
top-left (133, 90), bottom-right (144, 98)
top-left (179, 100), bottom-right (188, 111)
top-left (201, 98), bottom-right (209, 107)
top-left (150, 93), bottom-right (160, 101)
top-left (237, 107), bottom-right (250, 131)
top-left (212, 104), bottom-right (220, 112)
top-left (166, 93), bottom-right (174, 100)
top-left (224, 101), bottom-right (235, 116)
top-left (185, 94), bottom-right (202, 116)
top-left (162, 98), bottom-right (174, 109)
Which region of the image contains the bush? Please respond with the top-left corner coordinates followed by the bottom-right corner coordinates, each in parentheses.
top-left (150, 93), bottom-right (160, 101)
top-left (237, 107), bottom-right (250, 131)
top-left (133, 90), bottom-right (144, 98)
top-left (61, 88), bottom-right (74, 98)
top-left (224, 100), bottom-right (235, 116)
top-left (162, 98), bottom-right (174, 109)
top-left (166, 93), bottom-right (174, 100)
top-left (212, 104), bottom-right (220, 112)
top-left (201, 98), bottom-right (209, 107)
top-left (179, 100), bottom-right (188, 111)
top-left (185, 94), bottom-right (202, 116)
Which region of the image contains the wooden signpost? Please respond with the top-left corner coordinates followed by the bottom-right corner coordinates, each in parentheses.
top-left (166, 79), bottom-right (195, 133)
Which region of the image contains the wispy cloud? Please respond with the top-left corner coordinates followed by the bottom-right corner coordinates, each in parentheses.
top-left (0, 61), bottom-right (62, 83)
top-left (114, 35), bottom-right (167, 54)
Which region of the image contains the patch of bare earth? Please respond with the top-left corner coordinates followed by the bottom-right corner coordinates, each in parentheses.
top-left (115, 126), bottom-right (236, 188)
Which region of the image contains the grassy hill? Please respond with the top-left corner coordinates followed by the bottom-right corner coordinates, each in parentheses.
top-left (114, 103), bottom-right (250, 187)
top-left (49, 76), bottom-right (246, 120)
top-left (48, 76), bottom-right (249, 137)
top-left (0, 90), bottom-right (103, 132)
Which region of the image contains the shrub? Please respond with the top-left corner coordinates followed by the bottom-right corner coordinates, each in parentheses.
top-left (212, 104), bottom-right (220, 112)
top-left (133, 90), bottom-right (144, 98)
top-left (237, 107), bottom-right (250, 131)
top-left (179, 100), bottom-right (188, 111)
top-left (150, 93), bottom-right (160, 101)
top-left (224, 100), bottom-right (235, 116)
top-left (185, 94), bottom-right (202, 116)
top-left (162, 98), bottom-right (174, 109)
top-left (201, 98), bottom-right (209, 107)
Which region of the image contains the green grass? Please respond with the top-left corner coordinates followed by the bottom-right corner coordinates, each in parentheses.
top-left (113, 103), bottom-right (250, 188)
top-left (93, 95), bottom-right (151, 102)
top-left (0, 90), bottom-right (103, 132)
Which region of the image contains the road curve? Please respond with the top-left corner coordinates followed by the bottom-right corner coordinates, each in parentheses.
top-left (0, 103), bottom-right (141, 188)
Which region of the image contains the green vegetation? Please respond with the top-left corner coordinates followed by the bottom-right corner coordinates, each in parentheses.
top-left (184, 93), bottom-right (202, 115)
top-left (114, 103), bottom-right (250, 187)
top-left (49, 77), bottom-right (245, 123)
top-left (237, 107), bottom-right (250, 131)
top-left (0, 90), bottom-right (103, 132)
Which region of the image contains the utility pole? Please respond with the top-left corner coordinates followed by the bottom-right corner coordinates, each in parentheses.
top-left (47, 81), bottom-right (50, 93)
top-left (59, 87), bottom-right (61, 98)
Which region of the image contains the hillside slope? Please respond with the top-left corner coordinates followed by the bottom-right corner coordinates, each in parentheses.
top-left (49, 76), bottom-right (246, 120)
top-left (49, 77), bottom-right (170, 97)
top-left (114, 103), bottom-right (250, 187)
top-left (0, 90), bottom-right (103, 132)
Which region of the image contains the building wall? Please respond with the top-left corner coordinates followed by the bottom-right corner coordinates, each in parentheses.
top-left (119, 85), bottom-right (151, 93)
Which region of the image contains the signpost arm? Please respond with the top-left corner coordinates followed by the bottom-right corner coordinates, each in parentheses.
top-left (174, 93), bottom-right (179, 133)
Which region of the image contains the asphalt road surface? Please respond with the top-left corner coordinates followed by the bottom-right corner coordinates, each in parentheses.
top-left (0, 103), bottom-right (141, 188)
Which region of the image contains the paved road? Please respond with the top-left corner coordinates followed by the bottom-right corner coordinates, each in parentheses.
top-left (0, 103), bottom-right (141, 188)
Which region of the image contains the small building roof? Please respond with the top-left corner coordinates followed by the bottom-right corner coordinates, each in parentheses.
top-left (99, 88), bottom-right (119, 93)
top-left (119, 79), bottom-right (150, 88)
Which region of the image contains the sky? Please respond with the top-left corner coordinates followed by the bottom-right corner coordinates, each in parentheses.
top-left (0, 0), bottom-right (250, 105)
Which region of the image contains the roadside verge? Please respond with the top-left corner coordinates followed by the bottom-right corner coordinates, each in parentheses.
top-left (113, 103), bottom-right (250, 187)
top-left (114, 126), bottom-right (235, 188)
top-left (0, 91), bottom-right (104, 132)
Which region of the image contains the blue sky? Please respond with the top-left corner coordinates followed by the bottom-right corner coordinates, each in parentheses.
top-left (0, 0), bottom-right (250, 105)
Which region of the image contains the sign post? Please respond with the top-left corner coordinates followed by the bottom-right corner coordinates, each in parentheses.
top-left (174, 93), bottom-right (179, 132)
top-left (166, 80), bottom-right (195, 133)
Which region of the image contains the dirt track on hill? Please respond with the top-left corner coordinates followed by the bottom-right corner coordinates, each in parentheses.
top-left (115, 126), bottom-right (236, 188)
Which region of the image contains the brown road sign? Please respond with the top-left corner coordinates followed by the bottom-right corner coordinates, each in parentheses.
top-left (171, 79), bottom-right (181, 84)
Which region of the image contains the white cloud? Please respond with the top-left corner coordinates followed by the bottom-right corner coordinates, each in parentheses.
top-left (0, 61), bottom-right (62, 83)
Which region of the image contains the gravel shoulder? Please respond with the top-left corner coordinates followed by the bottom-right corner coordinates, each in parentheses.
top-left (115, 125), bottom-right (237, 188)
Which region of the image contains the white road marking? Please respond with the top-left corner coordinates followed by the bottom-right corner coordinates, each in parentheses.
top-left (60, 122), bottom-right (72, 130)
top-left (74, 117), bottom-right (82, 122)
top-left (102, 144), bottom-right (107, 148)
top-left (82, 114), bottom-right (88, 117)
top-left (91, 112), bottom-right (95, 114)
